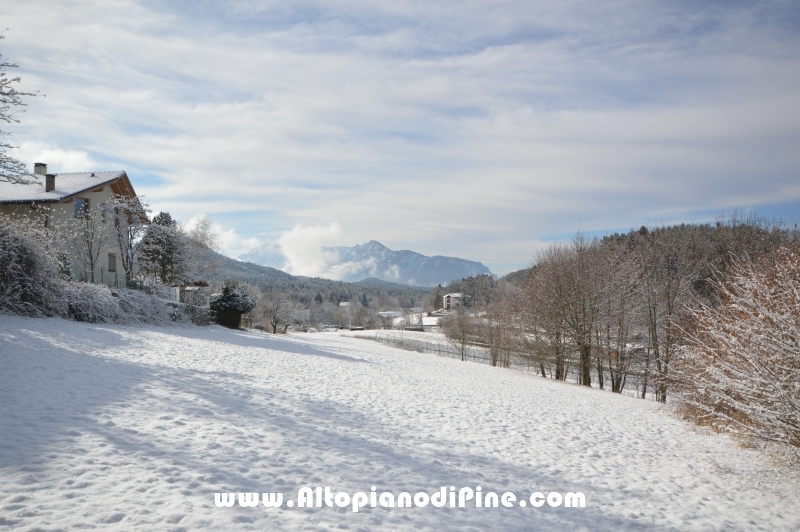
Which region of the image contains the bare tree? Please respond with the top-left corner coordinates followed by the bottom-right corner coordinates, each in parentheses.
top-left (473, 280), bottom-right (516, 368)
top-left (593, 244), bottom-right (639, 393)
top-left (360, 308), bottom-right (379, 329)
top-left (60, 206), bottom-right (113, 284)
top-left (186, 214), bottom-right (222, 278)
top-left (560, 236), bottom-right (604, 387)
top-left (441, 306), bottom-right (475, 361)
top-left (260, 289), bottom-right (306, 333)
top-left (521, 238), bottom-right (601, 386)
top-left (632, 227), bottom-right (692, 402)
top-left (515, 254), bottom-right (571, 380)
top-left (353, 304), bottom-right (380, 330)
top-left (1, 33), bottom-right (38, 185)
top-left (101, 194), bottom-right (150, 287)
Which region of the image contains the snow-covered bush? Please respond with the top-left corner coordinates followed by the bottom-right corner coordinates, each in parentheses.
top-left (0, 216), bottom-right (187, 325)
top-left (210, 281), bottom-right (256, 328)
top-left (675, 246), bottom-right (800, 459)
top-left (60, 283), bottom-right (186, 324)
top-left (0, 216), bottom-right (62, 317)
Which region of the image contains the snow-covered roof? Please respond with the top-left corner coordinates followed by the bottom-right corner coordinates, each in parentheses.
top-left (0, 171), bottom-right (129, 204)
top-left (444, 293), bottom-right (463, 298)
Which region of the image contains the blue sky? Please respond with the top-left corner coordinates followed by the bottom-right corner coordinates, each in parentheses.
top-left (4, 0), bottom-right (799, 275)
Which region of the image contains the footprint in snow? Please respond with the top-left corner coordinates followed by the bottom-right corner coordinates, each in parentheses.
top-left (166, 514), bottom-right (184, 524)
top-left (100, 512), bottom-right (125, 524)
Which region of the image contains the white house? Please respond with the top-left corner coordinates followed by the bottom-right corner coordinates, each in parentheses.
top-left (443, 293), bottom-right (463, 310)
top-left (0, 163), bottom-right (144, 286)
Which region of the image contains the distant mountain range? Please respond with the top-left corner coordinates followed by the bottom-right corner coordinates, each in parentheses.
top-left (238, 240), bottom-right (493, 287)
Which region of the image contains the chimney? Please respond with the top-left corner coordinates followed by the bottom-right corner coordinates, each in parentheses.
top-left (45, 173), bottom-right (56, 192)
top-left (34, 162), bottom-right (47, 175)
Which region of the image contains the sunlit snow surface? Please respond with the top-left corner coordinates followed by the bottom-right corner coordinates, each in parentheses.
top-left (1, 316), bottom-right (798, 531)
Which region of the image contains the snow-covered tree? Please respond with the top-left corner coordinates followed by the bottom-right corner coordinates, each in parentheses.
top-left (137, 212), bottom-right (221, 286)
top-left (210, 280), bottom-right (256, 328)
top-left (137, 212), bottom-right (192, 286)
top-left (355, 306), bottom-right (378, 329)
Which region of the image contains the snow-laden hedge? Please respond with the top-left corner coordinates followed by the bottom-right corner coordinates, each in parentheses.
top-left (0, 216), bottom-right (186, 325)
top-left (675, 246), bottom-right (800, 459)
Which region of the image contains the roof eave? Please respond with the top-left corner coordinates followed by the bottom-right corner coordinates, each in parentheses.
top-left (0, 198), bottom-right (61, 205)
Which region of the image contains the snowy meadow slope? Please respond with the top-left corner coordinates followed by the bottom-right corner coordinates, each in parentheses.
top-left (1, 316), bottom-right (798, 531)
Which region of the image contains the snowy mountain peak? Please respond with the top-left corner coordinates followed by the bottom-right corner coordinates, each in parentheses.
top-left (343, 240), bottom-right (394, 263)
top-left (239, 239), bottom-right (493, 286)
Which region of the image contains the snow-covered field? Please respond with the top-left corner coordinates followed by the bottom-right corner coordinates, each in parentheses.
top-left (1, 316), bottom-right (798, 531)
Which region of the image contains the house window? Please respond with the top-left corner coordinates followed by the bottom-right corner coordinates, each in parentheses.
top-left (108, 253), bottom-right (117, 272)
top-left (74, 198), bottom-right (89, 217)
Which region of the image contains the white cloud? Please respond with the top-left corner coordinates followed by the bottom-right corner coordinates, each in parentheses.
top-left (277, 223), bottom-right (345, 277)
top-left (14, 142), bottom-right (95, 173)
top-left (323, 260), bottom-right (371, 282)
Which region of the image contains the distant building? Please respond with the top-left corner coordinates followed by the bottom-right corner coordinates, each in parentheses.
top-left (377, 311), bottom-right (402, 319)
top-left (339, 301), bottom-right (351, 307)
top-left (443, 293), bottom-right (463, 310)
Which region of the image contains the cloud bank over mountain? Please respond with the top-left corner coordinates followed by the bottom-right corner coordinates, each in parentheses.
top-left (239, 237), bottom-right (493, 286)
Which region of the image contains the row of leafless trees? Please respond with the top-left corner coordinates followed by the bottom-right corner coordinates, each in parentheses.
top-left (441, 231), bottom-right (690, 399)
top-left (437, 216), bottom-right (799, 456)
top-left (510, 230), bottom-right (687, 399)
top-left (442, 216), bottom-right (796, 402)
